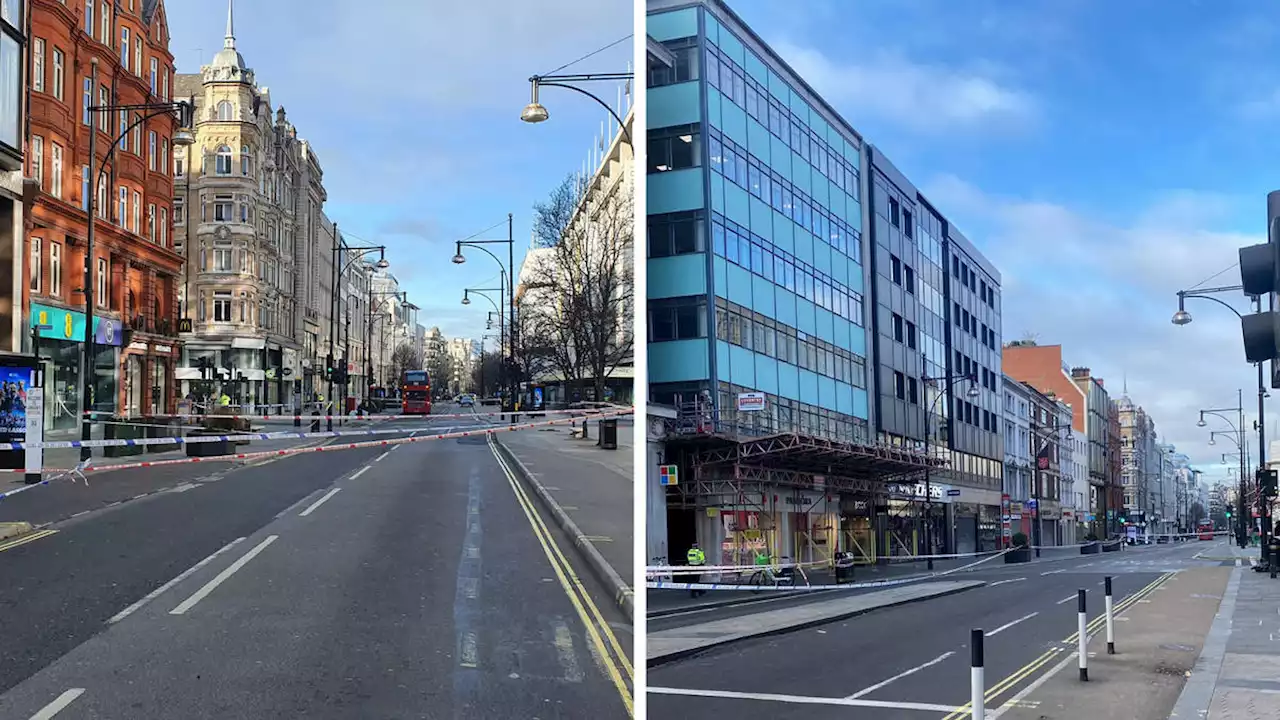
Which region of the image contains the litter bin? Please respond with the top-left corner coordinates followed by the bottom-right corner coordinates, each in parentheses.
top-left (599, 418), bottom-right (618, 450)
top-left (834, 552), bottom-right (857, 584)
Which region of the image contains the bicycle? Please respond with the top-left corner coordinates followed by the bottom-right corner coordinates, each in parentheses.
top-left (747, 556), bottom-right (800, 593)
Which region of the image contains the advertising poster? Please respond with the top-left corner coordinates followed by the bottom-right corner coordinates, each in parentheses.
top-left (0, 363), bottom-right (31, 438)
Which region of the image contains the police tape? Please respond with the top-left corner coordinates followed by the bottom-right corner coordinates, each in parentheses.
top-left (645, 547), bottom-right (1013, 592)
top-left (84, 407), bottom-right (630, 423)
top-left (647, 549), bottom-right (1007, 576)
top-left (4, 409), bottom-right (634, 451)
top-left (7, 421), bottom-right (486, 451)
top-left (0, 410), bottom-right (632, 479)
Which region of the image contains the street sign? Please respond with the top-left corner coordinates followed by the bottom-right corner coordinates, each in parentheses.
top-left (659, 464), bottom-right (679, 486)
top-left (179, 318), bottom-right (193, 333)
top-left (947, 489), bottom-right (961, 497)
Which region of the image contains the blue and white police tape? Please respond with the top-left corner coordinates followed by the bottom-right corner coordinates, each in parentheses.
top-left (0, 422), bottom-right (503, 451)
top-left (646, 547), bottom-right (1013, 591)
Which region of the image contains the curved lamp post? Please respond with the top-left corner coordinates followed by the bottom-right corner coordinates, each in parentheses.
top-left (453, 215), bottom-right (516, 411)
top-left (522, 73), bottom-right (634, 144)
top-left (81, 56), bottom-right (195, 460)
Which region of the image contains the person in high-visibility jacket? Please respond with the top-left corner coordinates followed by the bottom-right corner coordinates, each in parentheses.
top-left (218, 393), bottom-right (231, 407)
top-left (686, 543), bottom-right (707, 598)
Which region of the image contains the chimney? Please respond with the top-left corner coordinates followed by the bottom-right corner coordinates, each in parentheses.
top-left (1070, 367), bottom-right (1090, 378)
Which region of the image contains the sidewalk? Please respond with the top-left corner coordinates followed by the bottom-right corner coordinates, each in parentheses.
top-left (999, 566), bottom-right (1231, 719)
top-left (0, 432), bottom-right (335, 528)
top-left (647, 579), bottom-right (986, 666)
top-left (1168, 562), bottom-right (1280, 718)
top-left (494, 421), bottom-right (633, 621)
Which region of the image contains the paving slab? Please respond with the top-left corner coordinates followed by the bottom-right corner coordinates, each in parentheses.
top-left (646, 579), bottom-right (985, 666)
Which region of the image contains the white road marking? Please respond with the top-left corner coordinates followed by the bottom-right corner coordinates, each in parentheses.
top-left (553, 620), bottom-right (584, 682)
top-left (846, 651), bottom-right (954, 699)
top-left (109, 537), bottom-right (247, 624)
top-left (169, 483), bottom-right (200, 494)
top-left (1057, 595), bottom-right (1076, 605)
top-left (460, 631), bottom-right (479, 668)
top-left (987, 612), bottom-right (1039, 637)
top-left (29, 689), bottom-right (85, 720)
top-left (987, 577), bottom-right (1026, 588)
top-left (374, 451), bottom-right (390, 463)
top-left (299, 488), bottom-right (342, 517)
top-left (648, 687), bottom-right (956, 712)
top-left (170, 535), bottom-right (278, 615)
top-left (350, 465), bottom-right (371, 480)
top-left (1041, 569), bottom-right (1065, 576)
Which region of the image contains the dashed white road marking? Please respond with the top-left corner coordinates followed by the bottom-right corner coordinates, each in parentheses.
top-left (987, 612), bottom-right (1039, 637)
top-left (299, 488), bottom-right (342, 517)
top-left (846, 651), bottom-right (954, 699)
top-left (170, 535), bottom-right (278, 615)
top-left (374, 451), bottom-right (390, 463)
top-left (109, 537), bottom-right (247, 624)
top-left (648, 687), bottom-right (955, 712)
top-left (553, 620), bottom-right (585, 682)
top-left (350, 465), bottom-right (371, 480)
top-left (29, 688), bottom-right (85, 720)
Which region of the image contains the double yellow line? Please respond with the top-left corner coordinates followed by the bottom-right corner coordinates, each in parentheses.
top-left (489, 437), bottom-right (635, 716)
top-left (941, 572), bottom-right (1174, 719)
top-left (0, 528), bottom-right (57, 553)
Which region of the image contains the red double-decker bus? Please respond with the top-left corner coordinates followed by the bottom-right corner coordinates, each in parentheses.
top-left (402, 370), bottom-right (432, 415)
top-left (1197, 519), bottom-right (1215, 541)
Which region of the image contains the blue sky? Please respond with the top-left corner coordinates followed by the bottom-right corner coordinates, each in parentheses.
top-left (728, 0), bottom-right (1280, 485)
top-left (163, 0), bottom-right (632, 348)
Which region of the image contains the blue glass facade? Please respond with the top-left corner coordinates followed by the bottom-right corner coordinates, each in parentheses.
top-left (647, 1), bottom-right (871, 444)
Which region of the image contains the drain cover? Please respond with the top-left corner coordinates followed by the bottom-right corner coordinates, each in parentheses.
top-left (1160, 643), bottom-right (1196, 652)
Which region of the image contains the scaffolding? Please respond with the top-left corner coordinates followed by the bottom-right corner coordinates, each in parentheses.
top-left (662, 396), bottom-right (946, 566)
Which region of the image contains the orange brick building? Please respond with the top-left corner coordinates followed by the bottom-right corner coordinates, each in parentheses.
top-left (24, 0), bottom-right (181, 428)
top-left (1003, 341), bottom-right (1122, 537)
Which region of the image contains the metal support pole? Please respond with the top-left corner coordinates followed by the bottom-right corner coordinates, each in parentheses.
top-left (1078, 589), bottom-right (1089, 681)
top-left (507, 212), bottom-right (516, 415)
top-left (1258, 357), bottom-right (1271, 567)
top-left (970, 628), bottom-right (985, 719)
top-left (1033, 419), bottom-right (1042, 558)
top-left (1105, 576), bottom-right (1115, 654)
top-left (80, 59), bottom-right (100, 463)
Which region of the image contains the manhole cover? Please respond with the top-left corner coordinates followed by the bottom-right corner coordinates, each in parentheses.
top-left (1159, 643), bottom-right (1196, 652)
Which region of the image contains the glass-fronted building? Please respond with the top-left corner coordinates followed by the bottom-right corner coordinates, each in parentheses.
top-left (647, 0), bottom-right (1007, 562)
top-left (648, 1), bottom-right (870, 439)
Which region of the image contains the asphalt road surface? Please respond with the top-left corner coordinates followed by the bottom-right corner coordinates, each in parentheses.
top-left (649, 539), bottom-right (1237, 719)
top-left (0, 407), bottom-right (632, 719)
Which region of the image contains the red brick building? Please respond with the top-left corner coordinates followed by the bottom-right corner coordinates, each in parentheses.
top-left (25, 0), bottom-right (181, 427)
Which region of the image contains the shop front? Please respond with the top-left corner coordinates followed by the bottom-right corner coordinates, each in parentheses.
top-left (121, 339), bottom-right (178, 417)
top-left (29, 302), bottom-right (122, 432)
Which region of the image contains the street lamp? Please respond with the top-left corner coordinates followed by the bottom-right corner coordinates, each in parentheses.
top-left (1176, 286), bottom-right (1266, 552)
top-left (328, 242), bottom-right (388, 429)
top-left (920, 370), bottom-right (979, 569)
top-left (81, 56), bottom-right (194, 461)
top-left (453, 215), bottom-right (516, 411)
top-left (1199, 397), bottom-right (1249, 547)
top-left (522, 73), bottom-right (634, 144)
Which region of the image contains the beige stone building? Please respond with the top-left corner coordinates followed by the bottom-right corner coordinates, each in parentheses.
top-left (172, 4), bottom-right (330, 410)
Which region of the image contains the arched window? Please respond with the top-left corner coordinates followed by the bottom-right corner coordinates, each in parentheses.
top-left (215, 145), bottom-right (232, 175)
top-left (217, 101), bottom-right (233, 121)
top-left (241, 145), bottom-right (250, 176)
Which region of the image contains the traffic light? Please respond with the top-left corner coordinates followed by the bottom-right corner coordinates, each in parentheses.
top-left (1239, 191), bottom-right (1280, 385)
top-left (1260, 469), bottom-right (1279, 499)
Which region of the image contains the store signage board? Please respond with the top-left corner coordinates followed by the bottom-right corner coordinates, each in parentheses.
top-left (29, 303), bottom-right (123, 347)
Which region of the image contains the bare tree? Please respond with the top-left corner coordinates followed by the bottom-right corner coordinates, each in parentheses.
top-left (390, 343), bottom-right (422, 386)
top-left (470, 350), bottom-right (503, 397)
top-left (426, 349), bottom-right (453, 399)
top-left (526, 173), bottom-right (633, 401)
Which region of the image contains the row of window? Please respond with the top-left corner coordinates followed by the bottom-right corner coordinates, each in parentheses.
top-left (952, 255), bottom-right (997, 308)
top-left (887, 252), bottom-right (917, 294)
top-left (886, 197), bottom-right (914, 240)
top-left (889, 370), bottom-right (920, 405)
top-left (704, 42), bottom-right (861, 200)
top-left (890, 311), bottom-right (917, 349)
top-left (708, 128), bottom-right (862, 261)
top-left (954, 301), bottom-right (998, 350)
top-left (30, 237), bottom-right (122, 311)
top-left (80, 0), bottom-right (172, 95)
top-left (954, 350), bottom-right (998, 394)
top-left (960, 397), bottom-right (999, 433)
top-left (649, 38), bottom-right (698, 88)
top-left (76, 79), bottom-right (173, 174)
top-left (713, 213), bottom-right (865, 322)
top-left (716, 381), bottom-right (870, 446)
top-left (715, 297), bottom-right (868, 388)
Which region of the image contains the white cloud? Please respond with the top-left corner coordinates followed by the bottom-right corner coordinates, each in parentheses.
top-left (770, 42), bottom-right (1037, 134)
top-left (924, 175), bottom-right (1266, 484)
